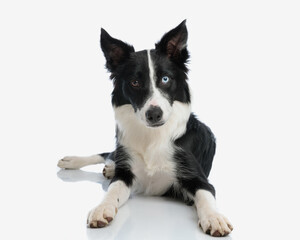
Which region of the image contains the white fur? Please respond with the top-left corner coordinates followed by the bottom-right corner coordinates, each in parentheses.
top-left (114, 101), bottom-right (191, 195)
top-left (194, 190), bottom-right (233, 236)
top-left (136, 50), bottom-right (173, 126)
top-left (58, 154), bottom-right (104, 169)
top-left (103, 159), bottom-right (115, 179)
top-left (87, 180), bottom-right (131, 227)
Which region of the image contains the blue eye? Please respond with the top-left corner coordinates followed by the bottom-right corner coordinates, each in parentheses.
top-left (161, 76), bottom-right (169, 84)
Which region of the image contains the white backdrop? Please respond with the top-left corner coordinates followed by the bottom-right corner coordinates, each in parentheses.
top-left (0, 1), bottom-right (299, 239)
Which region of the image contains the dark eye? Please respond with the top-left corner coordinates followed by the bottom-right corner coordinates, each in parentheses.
top-left (130, 80), bottom-right (140, 88)
top-left (161, 76), bottom-right (169, 84)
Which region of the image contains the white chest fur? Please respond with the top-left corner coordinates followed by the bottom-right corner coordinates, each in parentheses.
top-left (114, 102), bottom-right (191, 195)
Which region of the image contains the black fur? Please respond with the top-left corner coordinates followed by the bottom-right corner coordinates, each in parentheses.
top-left (173, 115), bottom-right (216, 197)
top-left (175, 114), bottom-right (216, 178)
top-left (110, 146), bottom-right (135, 187)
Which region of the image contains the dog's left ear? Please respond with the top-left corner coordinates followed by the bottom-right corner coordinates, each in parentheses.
top-left (155, 20), bottom-right (188, 63)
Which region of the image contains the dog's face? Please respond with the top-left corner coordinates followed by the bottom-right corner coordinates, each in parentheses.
top-left (101, 21), bottom-right (190, 127)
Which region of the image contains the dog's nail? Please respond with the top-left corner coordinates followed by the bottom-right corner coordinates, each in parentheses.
top-left (97, 221), bottom-right (106, 228)
top-left (89, 222), bottom-right (96, 228)
top-left (212, 230), bottom-right (221, 237)
top-left (106, 217), bottom-right (113, 223)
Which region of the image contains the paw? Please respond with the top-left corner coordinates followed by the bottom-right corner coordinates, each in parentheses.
top-left (102, 160), bottom-right (115, 179)
top-left (57, 156), bottom-right (87, 169)
top-left (199, 212), bottom-right (233, 237)
top-left (87, 203), bottom-right (118, 228)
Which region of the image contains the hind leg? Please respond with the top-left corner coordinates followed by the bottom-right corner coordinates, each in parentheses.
top-left (58, 154), bottom-right (105, 169)
top-left (102, 159), bottom-right (115, 179)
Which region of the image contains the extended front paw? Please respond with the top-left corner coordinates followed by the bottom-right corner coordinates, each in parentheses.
top-left (199, 212), bottom-right (233, 237)
top-left (87, 203), bottom-right (118, 228)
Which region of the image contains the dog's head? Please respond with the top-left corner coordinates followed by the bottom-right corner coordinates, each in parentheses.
top-left (101, 20), bottom-right (190, 128)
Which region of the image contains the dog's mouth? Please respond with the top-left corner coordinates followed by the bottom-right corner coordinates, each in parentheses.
top-left (146, 122), bottom-right (165, 128)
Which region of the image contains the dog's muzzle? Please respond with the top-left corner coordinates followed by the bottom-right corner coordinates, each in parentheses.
top-left (145, 106), bottom-right (164, 127)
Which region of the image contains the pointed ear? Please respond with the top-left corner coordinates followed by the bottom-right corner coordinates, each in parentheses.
top-left (155, 20), bottom-right (188, 63)
top-left (100, 28), bottom-right (135, 72)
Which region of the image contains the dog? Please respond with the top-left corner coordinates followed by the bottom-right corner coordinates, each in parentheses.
top-left (58, 20), bottom-right (233, 237)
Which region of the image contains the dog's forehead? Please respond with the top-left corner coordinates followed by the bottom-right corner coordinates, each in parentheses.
top-left (131, 50), bottom-right (148, 62)
top-left (126, 50), bottom-right (152, 79)
top-left (126, 50), bottom-right (149, 73)
top-left (129, 49), bottom-right (171, 73)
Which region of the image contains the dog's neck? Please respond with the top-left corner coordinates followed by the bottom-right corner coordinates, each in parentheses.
top-left (114, 102), bottom-right (191, 152)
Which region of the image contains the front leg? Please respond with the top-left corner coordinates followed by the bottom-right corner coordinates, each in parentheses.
top-left (87, 180), bottom-right (131, 228)
top-left (88, 145), bottom-right (134, 228)
top-left (195, 190), bottom-right (233, 237)
top-left (175, 149), bottom-right (233, 237)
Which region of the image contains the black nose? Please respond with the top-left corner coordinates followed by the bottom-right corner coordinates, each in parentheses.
top-left (145, 107), bottom-right (163, 124)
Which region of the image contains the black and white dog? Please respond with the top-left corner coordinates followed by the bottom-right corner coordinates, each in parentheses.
top-left (58, 20), bottom-right (233, 237)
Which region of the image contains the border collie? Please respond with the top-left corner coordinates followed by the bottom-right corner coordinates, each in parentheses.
top-left (58, 20), bottom-right (233, 237)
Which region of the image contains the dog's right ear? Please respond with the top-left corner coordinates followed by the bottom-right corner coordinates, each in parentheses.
top-left (100, 28), bottom-right (135, 72)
